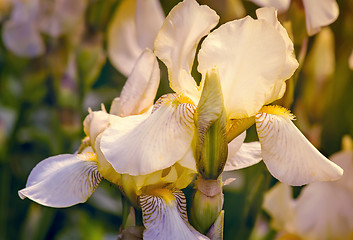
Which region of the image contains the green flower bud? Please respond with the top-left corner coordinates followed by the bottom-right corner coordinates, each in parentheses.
top-left (190, 177), bottom-right (223, 234)
top-left (194, 68), bottom-right (228, 179)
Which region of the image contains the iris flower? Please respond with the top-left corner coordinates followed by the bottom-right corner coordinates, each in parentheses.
top-left (248, 0), bottom-right (339, 36)
top-left (101, 0), bottom-right (342, 238)
top-left (18, 48), bottom-right (160, 207)
top-left (263, 149), bottom-right (353, 240)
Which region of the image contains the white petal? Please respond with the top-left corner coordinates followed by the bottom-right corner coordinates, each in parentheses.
top-left (140, 190), bottom-right (209, 240)
top-left (330, 150), bottom-right (353, 193)
top-left (256, 8), bottom-right (299, 82)
top-left (294, 182), bottom-right (353, 239)
top-left (154, 0), bottom-right (219, 102)
top-left (107, 0), bottom-right (164, 76)
top-left (100, 94), bottom-right (196, 175)
top-left (198, 12), bottom-right (297, 119)
top-left (256, 111), bottom-right (343, 186)
top-left (18, 153), bottom-right (102, 207)
top-left (135, 0), bottom-right (165, 49)
top-left (302, 0), bottom-right (339, 36)
top-left (248, 0), bottom-right (291, 13)
top-left (263, 183), bottom-right (296, 231)
top-left (83, 109), bottom-right (110, 147)
top-left (224, 140), bottom-right (263, 171)
top-left (110, 49), bottom-right (160, 117)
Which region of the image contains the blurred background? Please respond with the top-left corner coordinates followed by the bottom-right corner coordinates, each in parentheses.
top-left (0, 0), bottom-right (352, 239)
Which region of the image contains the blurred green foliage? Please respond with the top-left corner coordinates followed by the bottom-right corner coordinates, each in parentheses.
top-left (0, 0), bottom-right (352, 239)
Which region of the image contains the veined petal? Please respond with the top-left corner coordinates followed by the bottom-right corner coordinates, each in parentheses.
top-left (256, 107), bottom-right (343, 186)
top-left (198, 10), bottom-right (297, 119)
top-left (154, 0), bottom-right (219, 102)
top-left (248, 0), bottom-right (291, 13)
top-left (224, 139), bottom-right (262, 171)
top-left (302, 0), bottom-right (339, 36)
top-left (18, 153), bottom-right (102, 207)
top-left (110, 49), bottom-right (160, 117)
top-left (100, 94), bottom-right (196, 176)
top-left (294, 181), bottom-right (353, 239)
top-left (107, 0), bottom-right (164, 76)
top-left (140, 189), bottom-right (209, 240)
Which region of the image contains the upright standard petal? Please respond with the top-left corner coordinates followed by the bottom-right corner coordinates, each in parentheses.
top-left (101, 94), bottom-right (196, 176)
top-left (248, 0), bottom-right (291, 13)
top-left (256, 8), bottom-right (299, 82)
top-left (107, 0), bottom-right (164, 76)
top-left (302, 0), bottom-right (339, 36)
top-left (110, 49), bottom-right (160, 117)
top-left (18, 152), bottom-right (102, 207)
top-left (198, 10), bottom-right (297, 119)
top-left (140, 189), bottom-right (209, 240)
top-left (154, 0), bottom-right (219, 103)
top-left (255, 106), bottom-right (343, 186)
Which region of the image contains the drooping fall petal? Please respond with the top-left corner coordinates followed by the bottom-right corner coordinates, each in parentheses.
top-left (255, 106), bottom-right (343, 186)
top-left (101, 94), bottom-right (196, 176)
top-left (154, 0), bottom-right (219, 103)
top-left (140, 189), bottom-right (209, 240)
top-left (18, 152), bottom-right (102, 207)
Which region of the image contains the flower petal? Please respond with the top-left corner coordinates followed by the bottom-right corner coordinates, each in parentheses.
top-left (198, 9), bottom-right (298, 119)
top-left (110, 49), bottom-right (160, 117)
top-left (248, 0), bottom-right (291, 13)
top-left (140, 190), bottom-right (209, 240)
top-left (107, 0), bottom-right (164, 76)
top-left (18, 153), bottom-right (102, 207)
top-left (154, 0), bottom-right (219, 102)
top-left (135, 0), bottom-right (165, 49)
top-left (256, 110), bottom-right (343, 186)
top-left (100, 94), bottom-right (196, 176)
top-left (302, 0), bottom-right (339, 36)
top-left (256, 8), bottom-right (299, 82)
top-left (263, 183), bottom-right (296, 231)
top-left (83, 109), bottom-right (110, 147)
top-left (294, 181), bottom-right (353, 239)
top-left (224, 139), bottom-right (263, 171)
top-left (330, 150), bottom-right (353, 193)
